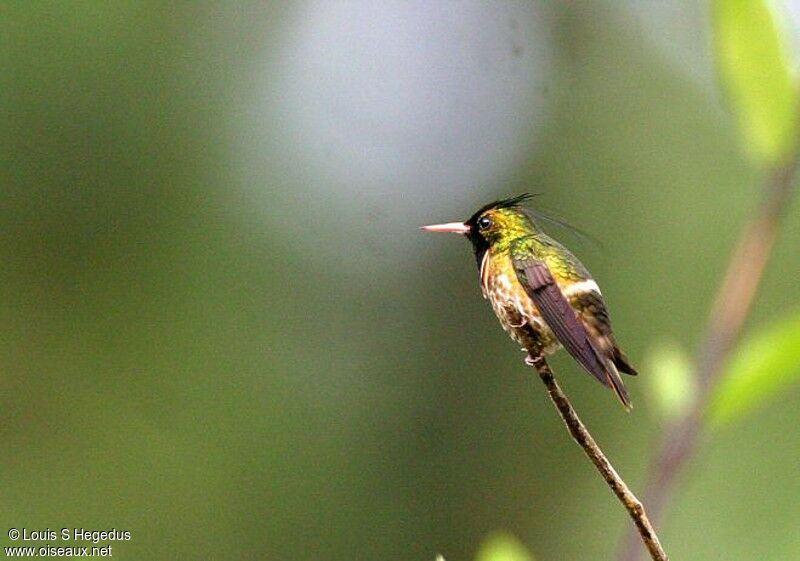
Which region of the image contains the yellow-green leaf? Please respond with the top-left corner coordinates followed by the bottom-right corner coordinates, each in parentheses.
top-left (645, 340), bottom-right (697, 421)
top-left (475, 532), bottom-right (535, 561)
top-left (713, 0), bottom-right (798, 165)
top-left (710, 311), bottom-right (800, 426)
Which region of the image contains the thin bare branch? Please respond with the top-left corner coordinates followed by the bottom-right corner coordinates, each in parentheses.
top-left (531, 356), bottom-right (668, 561)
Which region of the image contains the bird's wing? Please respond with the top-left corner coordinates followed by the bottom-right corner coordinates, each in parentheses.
top-left (570, 289), bottom-right (638, 377)
top-left (512, 256), bottom-right (631, 408)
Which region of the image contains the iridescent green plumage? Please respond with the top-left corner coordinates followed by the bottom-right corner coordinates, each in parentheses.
top-left (511, 234), bottom-right (591, 282)
top-left (424, 194), bottom-right (637, 409)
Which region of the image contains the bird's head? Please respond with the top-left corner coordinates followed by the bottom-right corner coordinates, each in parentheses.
top-left (422, 194), bottom-right (540, 265)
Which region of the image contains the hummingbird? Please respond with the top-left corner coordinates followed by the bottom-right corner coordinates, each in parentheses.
top-left (423, 194), bottom-right (637, 409)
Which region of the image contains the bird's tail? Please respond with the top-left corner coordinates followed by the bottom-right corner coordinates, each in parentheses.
top-left (605, 361), bottom-right (632, 411)
top-left (612, 345), bottom-right (639, 376)
top-left (584, 340), bottom-right (633, 410)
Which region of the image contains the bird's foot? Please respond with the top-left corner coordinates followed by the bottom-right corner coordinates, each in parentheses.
top-left (524, 352), bottom-right (546, 368)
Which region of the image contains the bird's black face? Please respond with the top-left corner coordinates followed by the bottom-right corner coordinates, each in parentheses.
top-left (464, 211), bottom-right (493, 270)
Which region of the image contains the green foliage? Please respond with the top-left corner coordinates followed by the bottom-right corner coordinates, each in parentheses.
top-left (645, 340), bottom-right (697, 421)
top-left (475, 532), bottom-right (535, 561)
top-left (710, 311), bottom-right (800, 426)
top-left (713, 0), bottom-right (798, 165)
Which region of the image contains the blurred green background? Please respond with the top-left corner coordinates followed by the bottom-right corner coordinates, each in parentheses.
top-left (2, 2), bottom-right (799, 560)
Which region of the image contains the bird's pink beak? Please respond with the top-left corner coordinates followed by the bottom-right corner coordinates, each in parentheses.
top-left (421, 222), bottom-right (471, 235)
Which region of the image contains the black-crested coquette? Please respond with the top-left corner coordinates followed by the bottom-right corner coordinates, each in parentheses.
top-left (423, 194), bottom-right (638, 409)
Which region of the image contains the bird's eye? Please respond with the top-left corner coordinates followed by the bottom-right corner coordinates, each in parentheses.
top-left (478, 217), bottom-right (492, 230)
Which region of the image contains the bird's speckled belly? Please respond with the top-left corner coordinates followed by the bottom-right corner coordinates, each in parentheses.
top-left (482, 259), bottom-right (561, 356)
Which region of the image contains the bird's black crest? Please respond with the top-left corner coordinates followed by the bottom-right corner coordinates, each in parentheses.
top-left (466, 193), bottom-right (539, 225)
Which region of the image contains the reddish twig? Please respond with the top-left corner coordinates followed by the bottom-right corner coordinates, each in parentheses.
top-left (618, 156), bottom-right (799, 561)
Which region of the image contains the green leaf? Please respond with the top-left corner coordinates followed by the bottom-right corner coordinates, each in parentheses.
top-left (645, 340), bottom-right (697, 421)
top-left (475, 532), bottom-right (535, 561)
top-left (713, 0), bottom-right (798, 165)
top-left (710, 311), bottom-right (800, 426)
